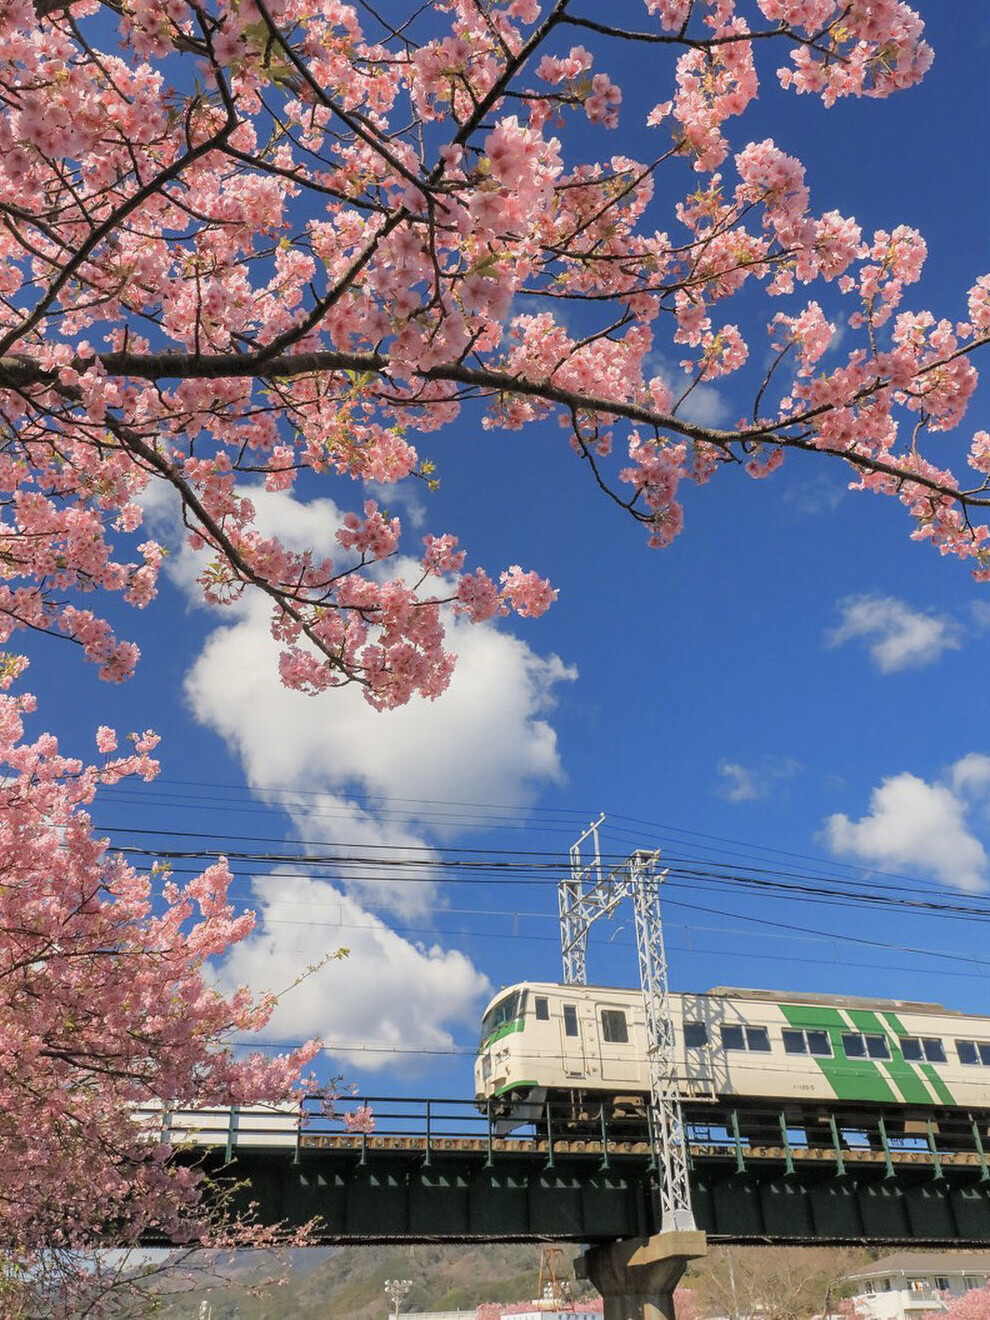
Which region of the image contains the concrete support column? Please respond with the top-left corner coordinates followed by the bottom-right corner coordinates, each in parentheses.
top-left (578, 1230), bottom-right (708, 1320)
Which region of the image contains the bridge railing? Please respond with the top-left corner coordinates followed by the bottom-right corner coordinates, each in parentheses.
top-left (130, 1096), bottom-right (990, 1178)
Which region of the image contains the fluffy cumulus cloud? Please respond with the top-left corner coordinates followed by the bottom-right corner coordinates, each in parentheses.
top-left (717, 757), bottom-right (800, 803)
top-left (824, 755), bottom-right (990, 892)
top-left (216, 875), bottom-right (490, 1071)
top-left (160, 486), bottom-right (575, 1065)
top-left (185, 594), bottom-right (573, 829)
top-left (826, 594), bottom-right (960, 672)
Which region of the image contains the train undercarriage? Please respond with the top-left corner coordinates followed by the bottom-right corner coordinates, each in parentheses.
top-left (488, 1086), bottom-right (990, 1156)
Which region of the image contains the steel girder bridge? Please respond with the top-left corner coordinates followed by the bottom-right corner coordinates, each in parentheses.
top-left (147, 1095), bottom-right (990, 1248)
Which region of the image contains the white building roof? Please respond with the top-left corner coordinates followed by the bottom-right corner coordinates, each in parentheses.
top-left (846, 1253), bottom-right (990, 1281)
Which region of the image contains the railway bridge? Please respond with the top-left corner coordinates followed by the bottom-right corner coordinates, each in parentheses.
top-left (139, 1093), bottom-right (990, 1318)
top-left (152, 1097), bottom-right (990, 1237)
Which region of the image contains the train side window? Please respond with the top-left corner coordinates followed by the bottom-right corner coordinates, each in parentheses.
top-left (900, 1036), bottom-right (923, 1061)
top-left (563, 1004), bottom-right (579, 1037)
top-left (866, 1034), bottom-right (890, 1060)
top-left (783, 1028), bottom-right (831, 1057)
top-left (923, 1038), bottom-right (947, 1063)
top-left (957, 1040), bottom-right (979, 1066)
top-left (807, 1031), bottom-right (832, 1057)
top-left (721, 1025), bottom-right (745, 1051)
top-left (601, 1009), bottom-right (629, 1044)
top-left (746, 1027), bottom-right (771, 1052)
top-left (684, 1022), bottom-right (708, 1048)
top-left (979, 1043), bottom-right (990, 1066)
top-left (535, 997), bottom-right (549, 1021)
top-left (842, 1033), bottom-right (866, 1058)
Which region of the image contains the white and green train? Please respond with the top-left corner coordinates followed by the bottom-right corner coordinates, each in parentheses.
top-left (474, 982), bottom-right (990, 1135)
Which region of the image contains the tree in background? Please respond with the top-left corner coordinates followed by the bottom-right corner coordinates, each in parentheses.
top-left (686, 1245), bottom-right (868, 1320)
top-left (0, 0), bottom-right (987, 1307)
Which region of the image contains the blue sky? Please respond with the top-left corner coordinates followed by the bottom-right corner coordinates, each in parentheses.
top-left (22, 4), bottom-right (990, 1105)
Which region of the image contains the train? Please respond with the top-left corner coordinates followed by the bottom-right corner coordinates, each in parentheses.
top-left (474, 981), bottom-right (990, 1142)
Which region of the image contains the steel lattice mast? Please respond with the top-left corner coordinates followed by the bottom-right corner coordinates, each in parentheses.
top-left (560, 815), bottom-right (695, 1233)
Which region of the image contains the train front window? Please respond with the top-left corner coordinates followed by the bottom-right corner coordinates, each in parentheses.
top-left (480, 990), bottom-right (527, 1043)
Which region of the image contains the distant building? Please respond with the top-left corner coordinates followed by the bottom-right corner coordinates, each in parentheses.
top-left (411, 1312), bottom-right (476, 1320)
top-left (411, 1312), bottom-right (601, 1320)
top-left (501, 1313), bottom-right (601, 1319)
top-left (844, 1252), bottom-right (990, 1320)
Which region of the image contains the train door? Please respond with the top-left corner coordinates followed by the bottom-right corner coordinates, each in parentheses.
top-left (681, 994), bottom-right (718, 1098)
top-left (597, 1002), bottom-right (639, 1083)
top-left (560, 1000), bottom-right (586, 1078)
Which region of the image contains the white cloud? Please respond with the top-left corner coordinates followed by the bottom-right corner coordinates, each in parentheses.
top-left (781, 474), bottom-right (847, 516)
top-left (824, 756), bottom-right (990, 892)
top-left (827, 595), bottom-right (960, 672)
top-left (675, 380), bottom-right (729, 428)
top-left (184, 592), bottom-right (574, 923)
top-left (951, 753), bottom-right (990, 797)
top-left (157, 484), bottom-right (575, 1068)
top-left (718, 762), bottom-right (762, 802)
top-left (216, 874), bottom-right (490, 1071)
top-left (717, 757), bottom-right (799, 803)
top-left (184, 590), bottom-right (573, 827)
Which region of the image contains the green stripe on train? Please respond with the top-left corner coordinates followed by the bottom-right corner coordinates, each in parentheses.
top-left (778, 1003), bottom-right (897, 1103)
top-left (478, 1017), bottom-right (525, 1053)
top-left (845, 1008), bottom-right (931, 1106)
top-left (494, 1079), bottom-right (536, 1097)
top-left (882, 1010), bottom-right (957, 1106)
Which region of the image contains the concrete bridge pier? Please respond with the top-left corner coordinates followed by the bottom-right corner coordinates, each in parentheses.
top-left (578, 1230), bottom-right (708, 1320)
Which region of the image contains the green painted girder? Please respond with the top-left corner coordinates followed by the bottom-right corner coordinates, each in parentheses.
top-left (173, 1140), bottom-right (990, 1249)
top-left (193, 1146), bottom-right (655, 1245)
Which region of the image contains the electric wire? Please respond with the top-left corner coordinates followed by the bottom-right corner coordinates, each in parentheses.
top-left (83, 778), bottom-right (990, 1067)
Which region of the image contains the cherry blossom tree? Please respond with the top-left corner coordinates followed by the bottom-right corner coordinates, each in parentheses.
top-left (1, 0), bottom-right (989, 1305)
top-left (0, 0), bottom-right (987, 713)
top-left (946, 1288), bottom-right (990, 1320)
top-left (0, 658), bottom-right (325, 1312)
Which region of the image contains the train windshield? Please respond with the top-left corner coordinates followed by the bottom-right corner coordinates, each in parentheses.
top-left (480, 989), bottom-right (528, 1043)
